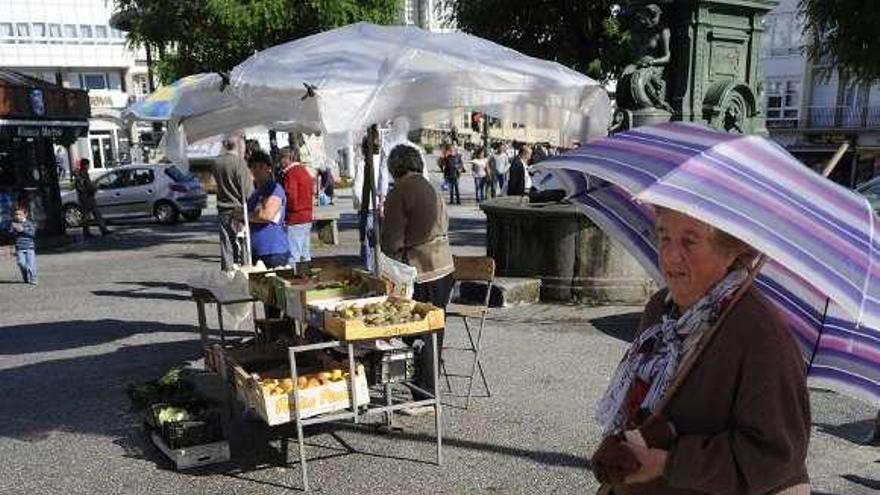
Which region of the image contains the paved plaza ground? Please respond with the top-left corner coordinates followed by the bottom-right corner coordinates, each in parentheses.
top-left (0, 175), bottom-right (878, 494)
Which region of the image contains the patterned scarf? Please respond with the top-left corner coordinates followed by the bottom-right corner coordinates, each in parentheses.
top-left (596, 268), bottom-right (748, 435)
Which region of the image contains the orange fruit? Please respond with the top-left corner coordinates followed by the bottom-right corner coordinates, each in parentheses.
top-left (296, 376), bottom-right (309, 389)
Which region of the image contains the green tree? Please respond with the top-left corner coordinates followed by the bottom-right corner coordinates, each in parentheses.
top-left (111, 0), bottom-right (401, 83)
top-left (444, 0), bottom-right (628, 80)
top-left (800, 0), bottom-right (880, 82)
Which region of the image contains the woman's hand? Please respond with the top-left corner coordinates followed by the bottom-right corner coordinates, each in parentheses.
top-left (622, 431), bottom-right (668, 484)
top-left (623, 430), bottom-right (669, 484)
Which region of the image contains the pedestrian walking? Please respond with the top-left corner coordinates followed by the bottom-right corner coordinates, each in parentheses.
top-left (280, 148), bottom-right (314, 267)
top-left (212, 131), bottom-right (254, 273)
top-left (490, 142), bottom-right (511, 197)
top-left (318, 167), bottom-right (335, 205)
top-left (470, 147), bottom-right (489, 203)
top-left (73, 158), bottom-right (110, 237)
top-left (4, 206), bottom-right (37, 284)
top-left (506, 145), bottom-right (531, 196)
top-left (440, 143), bottom-right (463, 205)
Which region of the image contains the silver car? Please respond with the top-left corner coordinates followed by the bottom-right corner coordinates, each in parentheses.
top-left (62, 163), bottom-right (207, 227)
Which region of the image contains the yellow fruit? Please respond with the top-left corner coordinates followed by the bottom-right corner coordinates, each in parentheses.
top-left (296, 376), bottom-right (309, 389)
top-left (317, 371), bottom-right (332, 381)
top-left (330, 369), bottom-right (344, 381)
top-left (307, 378), bottom-right (321, 388)
top-left (280, 378), bottom-right (294, 393)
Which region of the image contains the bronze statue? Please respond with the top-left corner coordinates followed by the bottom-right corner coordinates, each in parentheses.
top-left (618, 3), bottom-right (673, 113)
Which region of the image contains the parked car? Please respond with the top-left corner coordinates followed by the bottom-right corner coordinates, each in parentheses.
top-left (61, 163), bottom-right (207, 228)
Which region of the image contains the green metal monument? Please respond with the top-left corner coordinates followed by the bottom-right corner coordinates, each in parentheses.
top-left (615, 0), bottom-right (777, 134)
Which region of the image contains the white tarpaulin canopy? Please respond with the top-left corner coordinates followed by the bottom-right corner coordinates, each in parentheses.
top-left (229, 22), bottom-right (611, 150)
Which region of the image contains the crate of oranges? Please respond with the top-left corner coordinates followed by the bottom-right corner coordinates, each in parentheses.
top-left (232, 364), bottom-right (369, 425)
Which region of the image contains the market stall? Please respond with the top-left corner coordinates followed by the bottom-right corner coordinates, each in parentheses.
top-left (128, 254), bottom-right (442, 490)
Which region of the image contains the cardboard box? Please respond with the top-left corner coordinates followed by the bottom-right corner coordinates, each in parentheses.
top-left (232, 366), bottom-right (370, 425)
top-left (311, 296), bottom-right (445, 341)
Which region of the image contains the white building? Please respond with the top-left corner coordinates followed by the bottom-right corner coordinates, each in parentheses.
top-left (401, 0), bottom-right (455, 33)
top-left (0, 0), bottom-right (151, 171)
top-left (761, 0), bottom-right (880, 185)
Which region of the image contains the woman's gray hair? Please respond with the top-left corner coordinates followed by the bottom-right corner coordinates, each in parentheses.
top-left (387, 143), bottom-right (424, 179)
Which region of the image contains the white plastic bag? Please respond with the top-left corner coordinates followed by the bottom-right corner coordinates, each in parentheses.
top-left (378, 253), bottom-right (417, 298)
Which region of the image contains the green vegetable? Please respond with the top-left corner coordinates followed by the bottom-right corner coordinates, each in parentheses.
top-left (157, 406), bottom-right (190, 424)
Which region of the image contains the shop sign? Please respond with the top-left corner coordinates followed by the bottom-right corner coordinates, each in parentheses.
top-left (10, 125), bottom-right (87, 139)
top-left (89, 95), bottom-right (115, 108)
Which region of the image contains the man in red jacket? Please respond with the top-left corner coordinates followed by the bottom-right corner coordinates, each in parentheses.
top-left (280, 148), bottom-right (314, 266)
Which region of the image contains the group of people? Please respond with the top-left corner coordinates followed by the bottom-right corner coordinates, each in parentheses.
top-left (212, 131), bottom-right (316, 275)
top-left (437, 142), bottom-right (542, 204)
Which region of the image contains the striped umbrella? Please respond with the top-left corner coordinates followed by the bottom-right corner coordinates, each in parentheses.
top-left (536, 122), bottom-right (880, 408)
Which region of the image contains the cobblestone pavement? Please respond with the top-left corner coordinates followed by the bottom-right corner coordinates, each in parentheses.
top-left (0, 178), bottom-right (877, 494)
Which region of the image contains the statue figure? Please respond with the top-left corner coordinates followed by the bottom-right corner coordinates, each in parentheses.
top-left (618, 2), bottom-right (673, 113)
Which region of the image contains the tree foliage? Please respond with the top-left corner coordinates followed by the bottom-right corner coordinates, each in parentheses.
top-left (799, 0), bottom-right (880, 82)
top-left (444, 0), bottom-right (628, 80)
top-left (111, 0), bottom-right (401, 83)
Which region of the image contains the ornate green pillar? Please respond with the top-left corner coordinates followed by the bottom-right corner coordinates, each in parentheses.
top-left (615, 0), bottom-right (777, 134)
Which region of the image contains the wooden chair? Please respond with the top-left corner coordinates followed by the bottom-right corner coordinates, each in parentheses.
top-left (443, 255), bottom-right (495, 409)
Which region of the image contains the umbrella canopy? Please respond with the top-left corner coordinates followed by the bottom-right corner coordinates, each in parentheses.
top-left (536, 122), bottom-right (880, 407)
top-left (229, 22), bottom-right (611, 151)
top-left (122, 73), bottom-right (236, 122)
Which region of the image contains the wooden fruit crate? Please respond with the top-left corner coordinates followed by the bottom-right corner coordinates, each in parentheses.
top-left (312, 296), bottom-right (445, 341)
top-left (276, 267), bottom-right (389, 321)
top-left (231, 365), bottom-right (370, 425)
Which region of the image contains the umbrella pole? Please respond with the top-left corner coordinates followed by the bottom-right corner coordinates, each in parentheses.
top-left (821, 142), bottom-right (849, 178)
top-left (806, 298), bottom-right (831, 372)
top-left (242, 190), bottom-right (252, 268)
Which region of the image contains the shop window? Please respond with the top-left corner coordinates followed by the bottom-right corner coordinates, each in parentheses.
top-left (63, 24), bottom-right (77, 38)
top-left (79, 73), bottom-right (109, 90)
top-left (79, 24), bottom-right (92, 38)
top-left (766, 79), bottom-right (800, 121)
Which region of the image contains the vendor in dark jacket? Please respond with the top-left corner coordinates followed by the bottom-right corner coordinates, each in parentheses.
top-left (506, 145), bottom-right (532, 196)
top-left (591, 207), bottom-right (810, 495)
top-left (381, 143), bottom-right (455, 412)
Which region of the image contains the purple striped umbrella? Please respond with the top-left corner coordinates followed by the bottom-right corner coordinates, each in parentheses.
top-left (536, 122), bottom-right (880, 408)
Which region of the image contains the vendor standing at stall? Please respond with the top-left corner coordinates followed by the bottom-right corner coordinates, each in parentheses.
top-left (381, 143), bottom-right (454, 413)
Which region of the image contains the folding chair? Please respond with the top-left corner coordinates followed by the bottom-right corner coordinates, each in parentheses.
top-left (443, 255), bottom-right (495, 409)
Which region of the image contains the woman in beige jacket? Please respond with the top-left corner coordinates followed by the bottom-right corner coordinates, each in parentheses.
top-left (381, 144), bottom-right (455, 408)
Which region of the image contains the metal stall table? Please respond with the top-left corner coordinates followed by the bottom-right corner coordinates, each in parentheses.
top-left (286, 332), bottom-right (443, 492)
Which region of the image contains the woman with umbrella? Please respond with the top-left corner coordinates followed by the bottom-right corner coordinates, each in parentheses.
top-left (591, 206), bottom-right (811, 494)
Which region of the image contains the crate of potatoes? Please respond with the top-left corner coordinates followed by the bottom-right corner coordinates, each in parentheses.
top-left (311, 296), bottom-right (445, 341)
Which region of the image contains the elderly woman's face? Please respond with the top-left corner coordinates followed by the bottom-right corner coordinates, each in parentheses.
top-left (656, 210), bottom-right (737, 311)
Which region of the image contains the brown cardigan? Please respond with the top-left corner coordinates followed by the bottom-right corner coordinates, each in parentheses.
top-left (381, 173), bottom-right (454, 283)
top-left (614, 287), bottom-right (811, 495)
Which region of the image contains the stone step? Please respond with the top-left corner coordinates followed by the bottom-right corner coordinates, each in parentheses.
top-left (458, 277), bottom-right (542, 308)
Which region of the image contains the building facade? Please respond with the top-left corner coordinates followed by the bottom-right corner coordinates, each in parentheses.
top-left (1, 0), bottom-right (151, 173)
top-left (761, 0), bottom-right (880, 186)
